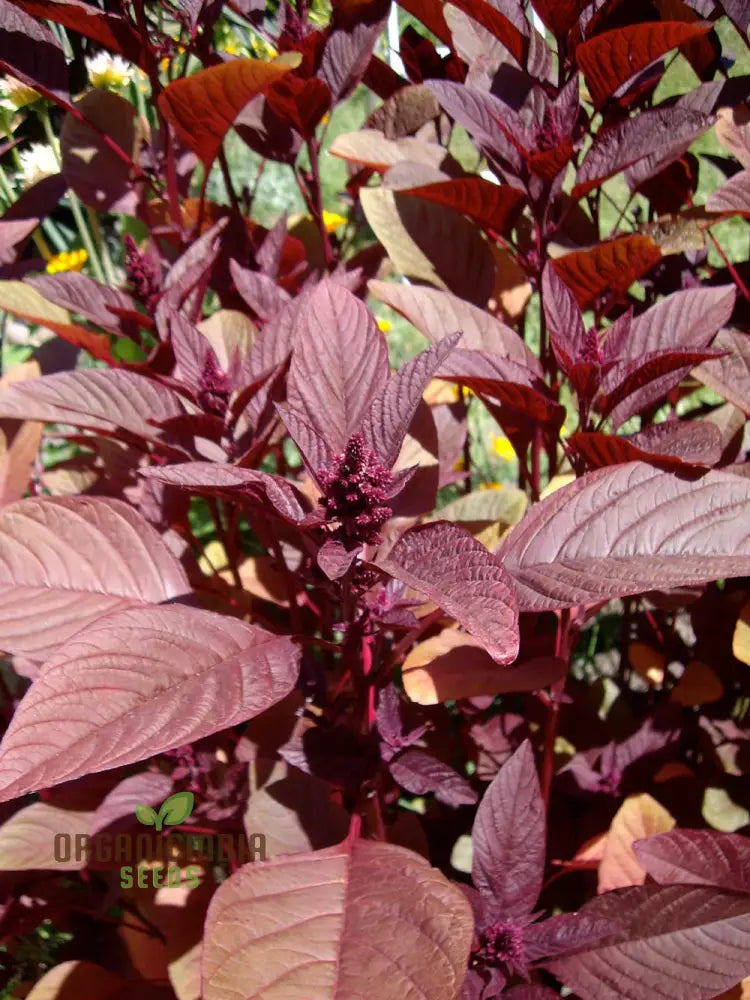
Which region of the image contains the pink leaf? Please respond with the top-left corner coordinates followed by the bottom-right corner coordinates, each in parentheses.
top-left (142, 461), bottom-right (314, 525)
top-left (368, 279), bottom-right (540, 372)
top-left (0, 801), bottom-right (93, 871)
top-left (379, 521), bottom-right (519, 663)
top-left (362, 334), bottom-right (459, 468)
top-left (287, 279), bottom-right (389, 459)
top-left (472, 740), bottom-right (545, 918)
top-left (0, 369), bottom-right (185, 446)
top-left (545, 884), bottom-right (750, 1000)
top-left (500, 463), bottom-right (750, 611)
top-left (623, 285), bottom-right (736, 360)
top-left (0, 604), bottom-right (300, 801)
top-left (633, 830), bottom-right (750, 894)
top-left (90, 771), bottom-right (174, 837)
top-left (0, 496), bottom-right (188, 660)
top-left (202, 837), bottom-right (474, 1000)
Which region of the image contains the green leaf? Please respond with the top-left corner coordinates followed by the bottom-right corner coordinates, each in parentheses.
top-left (135, 804), bottom-right (157, 827)
top-left (156, 791), bottom-right (194, 830)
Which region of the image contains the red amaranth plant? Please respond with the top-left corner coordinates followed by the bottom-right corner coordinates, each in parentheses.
top-left (0, 0), bottom-right (748, 996)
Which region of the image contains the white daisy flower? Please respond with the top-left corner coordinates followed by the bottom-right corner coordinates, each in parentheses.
top-left (85, 52), bottom-right (133, 89)
top-left (17, 143), bottom-right (58, 188)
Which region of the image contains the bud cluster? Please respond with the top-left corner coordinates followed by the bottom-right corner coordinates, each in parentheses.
top-left (317, 433), bottom-right (393, 547)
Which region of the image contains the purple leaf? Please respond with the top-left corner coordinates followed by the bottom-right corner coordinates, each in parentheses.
top-left (202, 838), bottom-right (474, 1000)
top-left (503, 987), bottom-right (560, 1000)
top-left (500, 463), bottom-right (750, 611)
top-left (541, 263), bottom-right (586, 365)
top-left (27, 271), bottom-right (141, 337)
top-left (362, 334), bottom-right (459, 468)
top-left (0, 496), bottom-right (188, 660)
top-left (389, 748), bottom-right (478, 807)
top-left (286, 279), bottom-right (389, 459)
top-left (90, 771), bottom-right (173, 836)
top-left (471, 740), bottom-right (545, 919)
top-left (60, 89), bottom-right (139, 215)
top-left (633, 830), bottom-right (750, 894)
top-left (624, 284), bottom-right (736, 359)
top-left (425, 80), bottom-right (524, 177)
top-left (379, 522), bottom-right (519, 663)
top-left (600, 349), bottom-right (720, 429)
top-left (0, 0), bottom-right (68, 100)
top-left (320, 0), bottom-right (390, 99)
top-left (317, 539), bottom-right (360, 580)
top-left (141, 462), bottom-right (314, 525)
top-left (574, 107), bottom-right (713, 197)
top-left (694, 327), bottom-right (750, 413)
top-left (524, 912), bottom-right (621, 962)
top-left (0, 801), bottom-right (92, 871)
top-left (230, 259), bottom-right (291, 321)
top-left (368, 279), bottom-right (540, 373)
top-left (0, 369), bottom-right (185, 446)
top-left (0, 604), bottom-right (300, 801)
top-left (544, 884), bottom-right (750, 1000)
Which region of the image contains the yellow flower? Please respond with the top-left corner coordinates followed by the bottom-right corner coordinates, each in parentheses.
top-left (560, 423), bottom-right (570, 439)
top-left (46, 248), bottom-right (88, 274)
top-left (0, 75), bottom-right (41, 110)
top-left (377, 318), bottom-right (391, 333)
top-left (453, 456), bottom-right (465, 472)
top-left (322, 210), bottom-right (347, 233)
top-left (479, 482), bottom-right (504, 490)
top-left (493, 436), bottom-right (515, 461)
top-left (321, 111), bottom-right (330, 125)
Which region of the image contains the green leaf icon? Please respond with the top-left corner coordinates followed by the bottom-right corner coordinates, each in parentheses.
top-left (135, 804), bottom-right (158, 827)
top-left (155, 791), bottom-right (194, 831)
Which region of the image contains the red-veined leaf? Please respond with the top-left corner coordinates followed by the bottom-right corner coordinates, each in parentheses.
top-left (445, 0), bottom-right (526, 65)
top-left (0, 368), bottom-right (185, 446)
top-left (368, 279), bottom-right (541, 372)
top-left (142, 462), bottom-right (314, 525)
top-left (633, 830), bottom-right (750, 893)
top-left (0, 801), bottom-right (93, 870)
top-left (0, 496), bottom-right (188, 660)
top-left (569, 421), bottom-right (722, 472)
top-left (27, 960), bottom-right (171, 1000)
top-left (500, 462), bottom-right (750, 611)
top-left (60, 89), bottom-right (139, 214)
top-left (398, 176), bottom-right (525, 235)
top-left (361, 185), bottom-right (497, 306)
top-left (202, 837), bottom-right (473, 1000)
top-left (472, 740), bottom-right (545, 918)
top-left (624, 284), bottom-right (735, 359)
top-left (694, 328), bottom-right (750, 413)
top-left (600, 349), bottom-right (720, 428)
top-left (320, 0), bottom-right (390, 100)
top-left (27, 271), bottom-right (141, 337)
top-left (4, 0), bottom-right (144, 68)
top-left (286, 278), bottom-right (389, 460)
top-left (158, 56), bottom-right (300, 167)
top-left (362, 335), bottom-right (459, 468)
top-left (576, 22), bottom-right (712, 108)
top-left (91, 771), bottom-right (174, 837)
top-left (573, 107), bottom-right (713, 198)
top-left (389, 749), bottom-right (478, 807)
top-left (0, 604), bottom-right (300, 801)
top-left (0, 0), bottom-right (68, 100)
top-left (544, 884), bottom-right (750, 1000)
top-left (379, 521), bottom-right (520, 663)
top-left (551, 236), bottom-right (662, 308)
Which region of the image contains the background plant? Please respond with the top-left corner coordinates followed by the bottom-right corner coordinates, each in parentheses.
top-left (0, 0), bottom-right (748, 997)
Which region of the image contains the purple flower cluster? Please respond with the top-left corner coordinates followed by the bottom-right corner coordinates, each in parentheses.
top-left (124, 234), bottom-right (161, 314)
top-left (317, 432), bottom-right (393, 547)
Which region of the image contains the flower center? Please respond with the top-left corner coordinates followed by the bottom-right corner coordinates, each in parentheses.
top-left (317, 433), bottom-right (393, 547)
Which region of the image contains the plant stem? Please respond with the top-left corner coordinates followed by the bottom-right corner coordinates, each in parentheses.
top-left (540, 608), bottom-right (572, 810)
